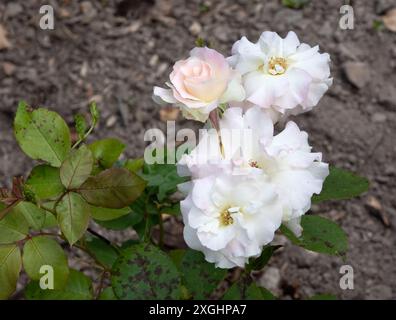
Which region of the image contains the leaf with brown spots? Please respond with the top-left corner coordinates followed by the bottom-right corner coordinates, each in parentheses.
top-left (111, 243), bottom-right (181, 300)
top-left (79, 168), bottom-right (146, 209)
top-left (179, 250), bottom-right (226, 299)
top-left (14, 101), bottom-right (71, 167)
top-left (281, 215), bottom-right (348, 257)
top-left (223, 280), bottom-right (275, 300)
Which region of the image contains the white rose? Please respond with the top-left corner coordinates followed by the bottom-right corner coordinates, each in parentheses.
top-left (228, 31), bottom-right (332, 121)
top-left (179, 174), bottom-right (283, 268)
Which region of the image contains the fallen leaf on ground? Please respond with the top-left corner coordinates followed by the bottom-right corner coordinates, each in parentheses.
top-left (160, 107), bottom-right (180, 121)
top-left (0, 25), bottom-right (11, 50)
top-left (383, 8), bottom-right (396, 32)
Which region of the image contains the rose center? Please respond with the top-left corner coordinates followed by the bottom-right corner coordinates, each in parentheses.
top-left (249, 159), bottom-right (260, 168)
top-left (267, 57), bottom-right (287, 75)
top-left (219, 207), bottom-right (239, 226)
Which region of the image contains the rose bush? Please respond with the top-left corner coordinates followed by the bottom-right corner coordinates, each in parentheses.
top-left (0, 31), bottom-right (369, 300)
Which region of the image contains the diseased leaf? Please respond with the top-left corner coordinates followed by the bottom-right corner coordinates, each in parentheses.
top-left (179, 250), bottom-right (226, 299)
top-left (57, 193), bottom-right (91, 245)
top-left (223, 281), bottom-right (275, 300)
top-left (0, 203), bottom-right (29, 244)
top-left (22, 236), bottom-right (69, 290)
top-left (14, 102), bottom-right (71, 167)
top-left (168, 249), bottom-right (185, 269)
top-left (281, 215), bottom-right (348, 256)
top-left (313, 166), bottom-right (369, 203)
top-left (25, 269), bottom-right (93, 300)
top-left (111, 243), bottom-right (181, 300)
top-left (91, 206), bottom-right (131, 221)
top-left (0, 244), bottom-right (22, 299)
top-left (60, 145), bottom-right (93, 189)
top-left (89, 138), bottom-right (125, 169)
top-left (25, 165), bottom-right (65, 200)
top-left (79, 168), bottom-right (146, 209)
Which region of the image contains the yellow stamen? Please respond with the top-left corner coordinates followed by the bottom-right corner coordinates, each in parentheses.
top-left (220, 208), bottom-right (234, 226)
top-left (268, 57), bottom-right (287, 75)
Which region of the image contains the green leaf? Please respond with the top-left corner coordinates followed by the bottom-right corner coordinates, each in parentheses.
top-left (160, 203), bottom-right (180, 216)
top-left (85, 235), bottom-right (118, 269)
top-left (96, 211), bottom-right (143, 230)
top-left (0, 244), bottom-right (22, 299)
top-left (313, 166), bottom-right (369, 203)
top-left (168, 249), bottom-right (186, 269)
top-left (281, 215), bottom-right (348, 256)
top-left (223, 281), bottom-right (275, 300)
top-left (123, 158), bottom-right (144, 173)
top-left (79, 168), bottom-right (146, 209)
top-left (13, 201), bottom-right (46, 230)
top-left (0, 203), bottom-right (29, 244)
top-left (25, 165), bottom-right (65, 200)
top-left (22, 236), bottom-right (69, 290)
top-left (111, 243), bottom-right (181, 299)
top-left (14, 101), bottom-right (71, 167)
top-left (91, 206), bottom-right (131, 221)
top-left (179, 250), bottom-right (226, 299)
top-left (281, 0), bottom-right (310, 9)
top-left (94, 194), bottom-right (147, 230)
top-left (60, 145), bottom-right (93, 189)
top-left (74, 114), bottom-right (88, 139)
top-left (42, 211), bottom-right (58, 229)
top-left (99, 287), bottom-right (117, 300)
top-left (25, 269), bottom-right (93, 300)
top-left (133, 214), bottom-right (159, 242)
top-left (247, 245), bottom-right (282, 272)
top-left (308, 293), bottom-right (337, 300)
top-left (142, 163), bottom-right (187, 202)
top-left (89, 138), bottom-right (125, 169)
top-left (90, 101), bottom-right (100, 125)
top-left (57, 192), bottom-right (91, 245)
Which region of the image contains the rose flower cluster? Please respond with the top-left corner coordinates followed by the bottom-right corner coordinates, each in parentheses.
top-left (154, 31), bottom-right (332, 268)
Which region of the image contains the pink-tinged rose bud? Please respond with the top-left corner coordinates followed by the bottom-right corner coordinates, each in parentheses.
top-left (153, 47), bottom-right (245, 122)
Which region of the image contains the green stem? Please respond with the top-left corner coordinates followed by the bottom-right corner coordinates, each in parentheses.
top-left (72, 122), bottom-right (96, 149)
top-left (95, 270), bottom-right (107, 300)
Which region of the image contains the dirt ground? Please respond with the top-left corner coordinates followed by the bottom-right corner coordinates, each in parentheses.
top-left (1, 0), bottom-right (396, 300)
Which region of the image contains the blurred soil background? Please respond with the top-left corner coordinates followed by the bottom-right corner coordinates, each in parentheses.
top-left (1, 0), bottom-right (396, 299)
